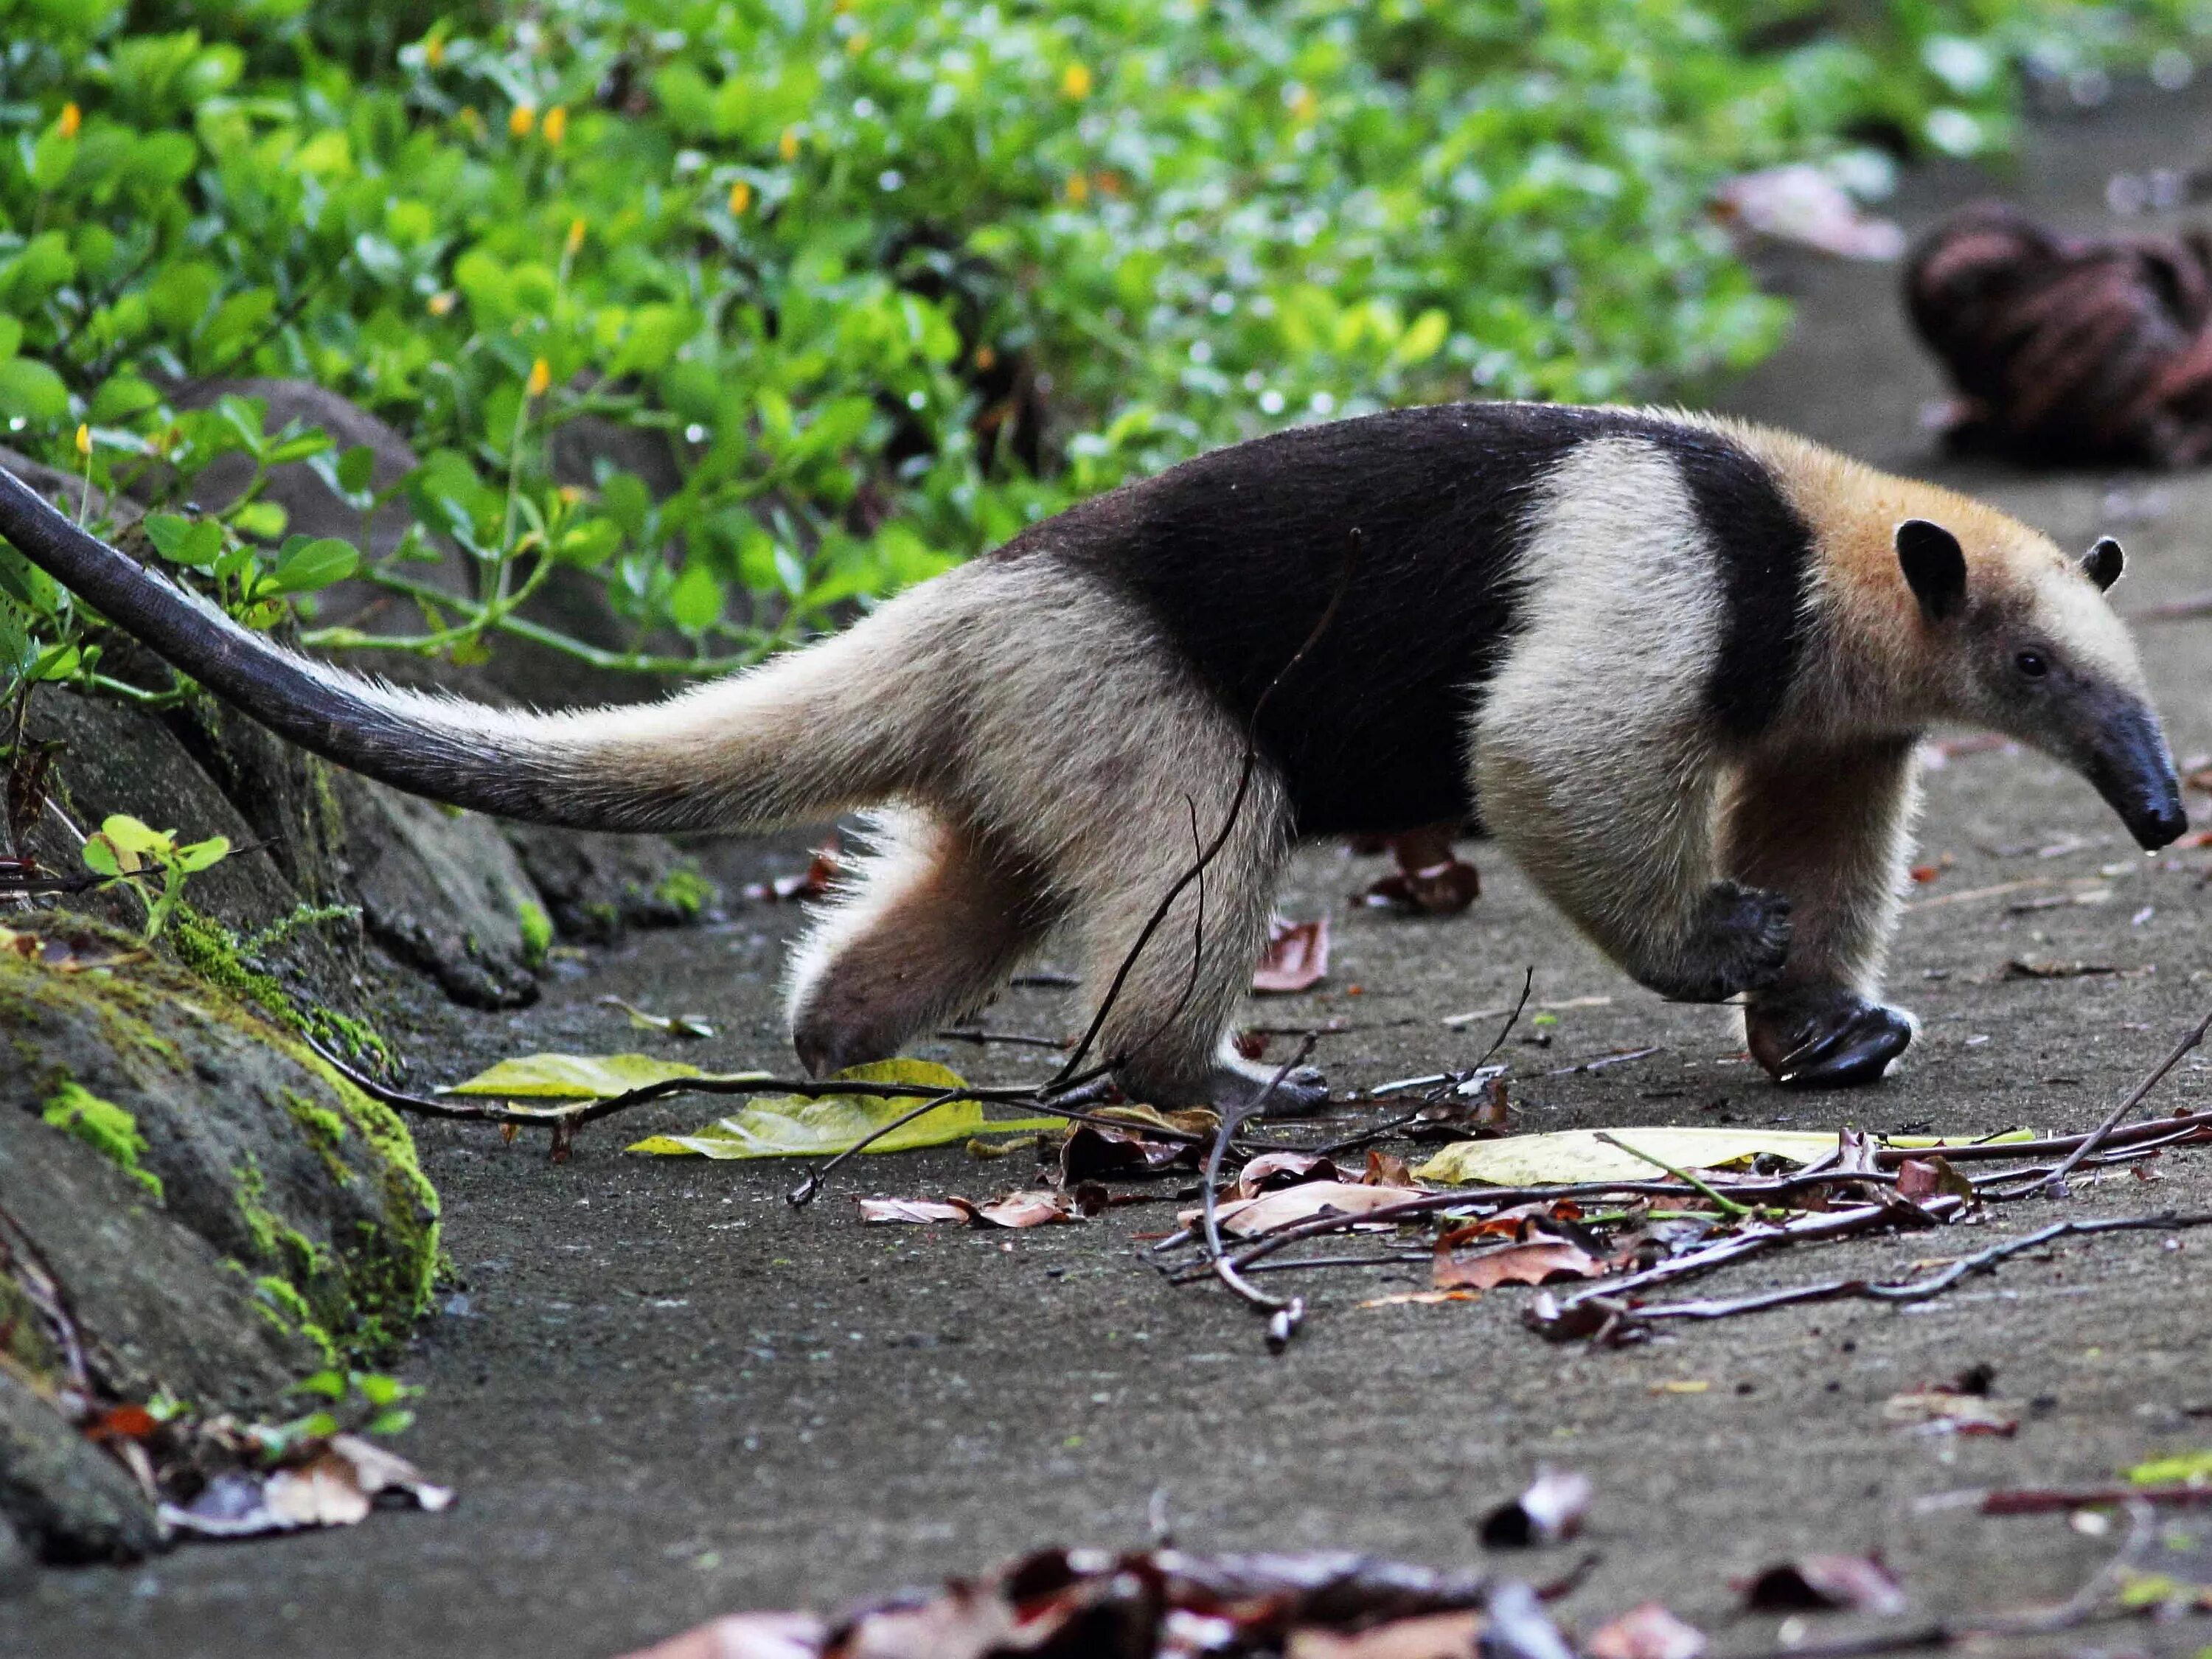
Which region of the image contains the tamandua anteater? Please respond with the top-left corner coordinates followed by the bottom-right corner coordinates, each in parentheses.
top-left (0, 403), bottom-right (2185, 1105)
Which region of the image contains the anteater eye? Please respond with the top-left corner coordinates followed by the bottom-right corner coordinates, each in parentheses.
top-left (2015, 649), bottom-right (2049, 679)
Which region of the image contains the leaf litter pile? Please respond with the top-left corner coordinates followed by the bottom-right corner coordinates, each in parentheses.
top-left (321, 983), bottom-right (2212, 1354)
top-left (619, 1460), bottom-right (2212, 1659)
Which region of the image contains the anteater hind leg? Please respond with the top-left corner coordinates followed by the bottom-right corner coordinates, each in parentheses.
top-left (1065, 771), bottom-right (1303, 1110)
top-left (1722, 737), bottom-right (1920, 1088)
top-left (785, 812), bottom-right (1057, 1077)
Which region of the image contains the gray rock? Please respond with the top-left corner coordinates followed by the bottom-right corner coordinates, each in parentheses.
top-left (0, 918), bottom-right (439, 1368)
top-left (331, 776), bottom-right (540, 1009)
top-left (0, 1372), bottom-right (161, 1565)
top-left (501, 822), bottom-right (709, 943)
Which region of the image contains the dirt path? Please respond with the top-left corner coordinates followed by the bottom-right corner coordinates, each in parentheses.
top-left (18, 80), bottom-right (2212, 1659)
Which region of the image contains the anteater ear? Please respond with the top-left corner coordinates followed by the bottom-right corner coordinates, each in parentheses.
top-left (2083, 536), bottom-right (2124, 591)
top-left (1896, 519), bottom-right (1966, 624)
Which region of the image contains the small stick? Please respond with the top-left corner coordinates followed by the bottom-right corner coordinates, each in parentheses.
top-left (1980, 1484), bottom-right (2212, 1515)
top-left (1989, 1003), bottom-right (2212, 1198)
top-left (933, 1029), bottom-right (1068, 1051)
top-left (1317, 970), bottom-right (1533, 1157)
top-left (1624, 1211), bottom-right (2212, 1326)
top-left (1200, 1037), bottom-right (1321, 1341)
top-left (1593, 1131), bottom-right (1753, 1219)
top-left (1543, 1046), bottom-right (1662, 1078)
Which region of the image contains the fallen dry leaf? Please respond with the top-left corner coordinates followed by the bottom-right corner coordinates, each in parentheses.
top-left (858, 1197), bottom-right (972, 1225)
top-left (623, 1612), bottom-right (827, 1659)
top-left (1358, 1290), bottom-right (1481, 1310)
top-left (1713, 164), bottom-right (1905, 260)
top-left (1253, 915), bottom-right (1329, 994)
top-left (2002, 958), bottom-right (2118, 980)
top-left (1882, 1388), bottom-right (2020, 1437)
top-left (1478, 1468), bottom-right (1592, 1547)
top-left (1741, 1555), bottom-right (1906, 1616)
top-left (1363, 1150), bottom-right (1413, 1187)
top-left (1236, 1150), bottom-right (1344, 1198)
top-left (1434, 1238), bottom-right (1604, 1292)
top-left (1894, 1155), bottom-right (1974, 1204)
top-left (743, 840), bottom-right (842, 902)
top-left (1288, 1611), bottom-right (1481, 1659)
top-left (599, 995), bottom-right (715, 1040)
top-left (161, 1433), bottom-right (452, 1540)
top-left (1183, 1180), bottom-right (1427, 1239)
top-left (857, 1191), bottom-right (1080, 1230)
top-left (1584, 1604), bottom-right (1707, 1659)
top-left (1359, 858), bottom-right (1481, 917)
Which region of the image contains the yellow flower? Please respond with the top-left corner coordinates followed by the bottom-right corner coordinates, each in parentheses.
top-left (542, 104), bottom-right (568, 146)
top-left (526, 357), bottom-right (552, 398)
top-left (846, 30), bottom-right (870, 55)
top-left (427, 291), bottom-right (456, 316)
top-left (58, 102), bottom-right (80, 141)
top-left (1064, 173), bottom-right (1090, 204)
top-left (74, 423), bottom-right (91, 457)
top-left (1061, 63), bottom-right (1093, 100)
top-left (565, 216), bottom-right (586, 257)
top-left (509, 102), bottom-right (536, 139)
top-left (727, 178), bottom-right (753, 215)
top-left (779, 126), bottom-right (800, 161)
top-left (424, 35), bottom-right (446, 69)
top-left (557, 485), bottom-right (583, 507)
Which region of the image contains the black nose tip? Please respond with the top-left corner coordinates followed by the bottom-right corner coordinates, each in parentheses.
top-left (2132, 796), bottom-right (2189, 851)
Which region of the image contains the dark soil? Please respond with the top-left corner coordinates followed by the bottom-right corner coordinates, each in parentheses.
top-left (16, 78), bottom-right (2212, 1659)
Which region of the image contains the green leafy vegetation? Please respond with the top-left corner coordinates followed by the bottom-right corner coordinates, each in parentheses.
top-left (79, 811), bottom-right (231, 938)
top-left (0, 0), bottom-right (2200, 700)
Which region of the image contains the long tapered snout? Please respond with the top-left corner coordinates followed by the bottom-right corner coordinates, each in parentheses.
top-left (2080, 700), bottom-right (2188, 849)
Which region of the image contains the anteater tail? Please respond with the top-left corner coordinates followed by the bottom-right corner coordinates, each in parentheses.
top-left (0, 467), bottom-right (926, 833)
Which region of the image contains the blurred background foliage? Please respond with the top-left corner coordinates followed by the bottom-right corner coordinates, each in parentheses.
top-left (0, 0), bottom-right (2204, 693)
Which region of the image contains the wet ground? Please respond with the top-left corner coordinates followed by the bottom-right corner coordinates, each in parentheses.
top-left (18, 77), bottom-right (2212, 1659)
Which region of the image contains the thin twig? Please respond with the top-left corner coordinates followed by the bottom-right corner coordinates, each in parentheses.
top-left (1316, 970), bottom-right (1533, 1158)
top-left (1201, 1037), bottom-right (1321, 1346)
top-left (933, 1029), bottom-right (1068, 1051)
top-left (1989, 1002), bottom-right (2212, 1199)
top-left (1593, 1131), bottom-right (1753, 1219)
top-left (1623, 1211), bottom-right (2212, 1326)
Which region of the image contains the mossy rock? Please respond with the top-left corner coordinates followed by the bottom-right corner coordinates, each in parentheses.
top-left (0, 917), bottom-right (439, 1368)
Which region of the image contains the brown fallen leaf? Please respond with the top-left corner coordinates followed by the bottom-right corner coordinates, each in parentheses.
top-left (1434, 1238), bottom-right (1604, 1293)
top-left (1740, 1554), bottom-right (1906, 1616)
top-left (160, 1433), bottom-right (453, 1540)
top-left (1360, 858), bottom-right (1481, 917)
top-left (1882, 1388), bottom-right (2020, 1437)
top-left (622, 1611), bottom-right (827, 1659)
top-left (1584, 1603), bottom-right (1707, 1659)
top-left (1363, 1150), bottom-right (1413, 1187)
top-left (1235, 1150), bottom-right (1345, 1198)
top-left (1894, 1155), bottom-right (1974, 1204)
top-left (858, 1197), bottom-right (972, 1225)
top-left (858, 1191), bottom-right (1081, 1229)
top-left (1253, 915), bottom-right (1329, 994)
top-left (743, 840), bottom-right (842, 903)
top-left (1183, 1180), bottom-right (1427, 1239)
top-left (1478, 1468), bottom-right (1592, 1547)
top-left (1289, 1610), bottom-right (1482, 1659)
top-left (2002, 958), bottom-right (2118, 980)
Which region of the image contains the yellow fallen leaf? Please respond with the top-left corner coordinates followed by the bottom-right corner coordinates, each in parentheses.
top-left (440, 1052), bottom-right (722, 1102)
top-left (626, 1059), bottom-right (1062, 1159)
top-left (1652, 1380), bottom-right (1709, 1395)
top-left (1414, 1125), bottom-right (2033, 1187)
top-left (1358, 1290), bottom-right (1480, 1309)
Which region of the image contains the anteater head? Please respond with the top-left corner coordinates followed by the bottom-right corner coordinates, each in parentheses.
top-left (1895, 517), bottom-right (2185, 851)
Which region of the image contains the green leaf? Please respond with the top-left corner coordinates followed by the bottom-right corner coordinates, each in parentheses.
top-left (439, 1052), bottom-right (720, 1102)
top-left (170, 835), bottom-right (230, 873)
top-left (0, 359), bottom-right (70, 425)
top-left (230, 501), bottom-right (288, 540)
top-left (98, 814), bottom-right (168, 857)
top-left (666, 561), bottom-right (725, 634)
top-left (2128, 1450), bottom-right (2212, 1487)
top-left (263, 536), bottom-right (359, 594)
top-left (0, 318), bottom-right (21, 361)
top-left (80, 836), bottom-right (122, 878)
top-left (144, 513), bottom-right (225, 569)
top-left (626, 1059), bottom-right (1062, 1160)
top-left (335, 444), bottom-right (376, 495)
top-left (289, 1370), bottom-right (348, 1400)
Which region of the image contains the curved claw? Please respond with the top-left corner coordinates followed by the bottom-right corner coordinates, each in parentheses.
top-left (1747, 994), bottom-right (1914, 1090)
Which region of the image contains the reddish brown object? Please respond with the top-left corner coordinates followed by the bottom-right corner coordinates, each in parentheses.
top-left (1907, 201), bottom-right (2212, 466)
top-left (1356, 824), bottom-right (1481, 916)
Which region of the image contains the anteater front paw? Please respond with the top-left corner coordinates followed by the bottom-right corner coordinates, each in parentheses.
top-left (1651, 881), bottom-right (1792, 1002)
